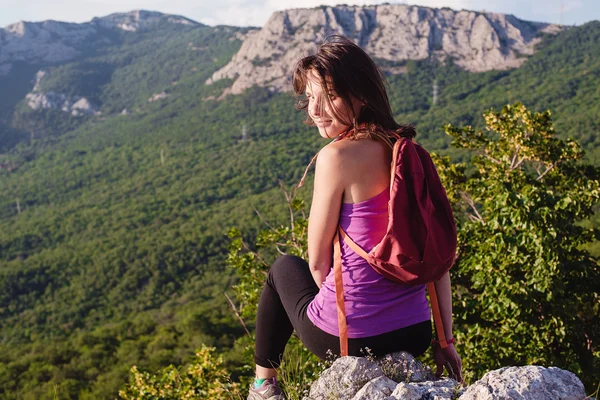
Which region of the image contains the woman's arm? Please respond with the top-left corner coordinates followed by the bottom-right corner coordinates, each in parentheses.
top-left (433, 271), bottom-right (454, 339)
top-left (307, 144), bottom-right (346, 288)
top-left (433, 271), bottom-right (463, 382)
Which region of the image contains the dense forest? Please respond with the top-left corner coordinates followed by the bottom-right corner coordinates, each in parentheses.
top-left (0, 17), bottom-right (599, 399)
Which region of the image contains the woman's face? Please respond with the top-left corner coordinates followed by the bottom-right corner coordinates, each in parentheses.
top-left (305, 70), bottom-right (362, 139)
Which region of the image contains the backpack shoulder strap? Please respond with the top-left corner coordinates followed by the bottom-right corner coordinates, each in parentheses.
top-left (333, 229), bottom-right (349, 356)
top-left (339, 226), bottom-right (370, 260)
top-left (427, 282), bottom-right (449, 349)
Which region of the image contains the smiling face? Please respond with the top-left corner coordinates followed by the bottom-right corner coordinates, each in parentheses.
top-left (305, 70), bottom-right (363, 139)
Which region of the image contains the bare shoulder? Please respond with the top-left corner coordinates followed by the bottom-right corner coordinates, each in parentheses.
top-left (314, 139), bottom-right (367, 186)
top-left (319, 138), bottom-right (391, 203)
top-left (313, 140), bottom-right (345, 183)
top-left (321, 138), bottom-right (388, 166)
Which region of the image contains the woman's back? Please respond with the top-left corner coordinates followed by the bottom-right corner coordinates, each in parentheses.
top-left (306, 176), bottom-right (431, 337)
top-left (330, 137), bottom-right (392, 205)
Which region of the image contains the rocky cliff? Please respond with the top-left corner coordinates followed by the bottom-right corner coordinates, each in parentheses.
top-left (0, 10), bottom-right (201, 76)
top-left (207, 4), bottom-right (564, 95)
top-left (90, 10), bottom-right (197, 32)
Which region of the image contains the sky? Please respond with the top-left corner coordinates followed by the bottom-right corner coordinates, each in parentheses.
top-left (0, 0), bottom-right (598, 29)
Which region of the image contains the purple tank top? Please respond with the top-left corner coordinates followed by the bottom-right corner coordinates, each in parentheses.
top-left (307, 186), bottom-right (431, 338)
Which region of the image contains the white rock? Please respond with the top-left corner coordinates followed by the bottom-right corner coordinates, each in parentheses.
top-left (306, 354), bottom-right (585, 400)
top-left (391, 378), bottom-right (460, 400)
top-left (207, 4), bottom-right (564, 94)
top-left (91, 10), bottom-right (199, 32)
top-left (26, 92), bottom-right (67, 110)
top-left (352, 376), bottom-right (397, 400)
top-left (376, 351), bottom-right (436, 383)
top-left (458, 366), bottom-right (586, 400)
top-left (148, 92), bottom-right (169, 102)
top-left (71, 97), bottom-right (97, 115)
top-left (307, 356), bottom-right (383, 400)
top-left (390, 381), bottom-right (423, 400)
top-left (306, 352), bottom-right (462, 400)
top-left (25, 91), bottom-right (98, 116)
top-left (32, 70), bottom-right (46, 92)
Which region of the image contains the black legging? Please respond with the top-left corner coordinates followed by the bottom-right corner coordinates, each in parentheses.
top-left (254, 254), bottom-right (432, 368)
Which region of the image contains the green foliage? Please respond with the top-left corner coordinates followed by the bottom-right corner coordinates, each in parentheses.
top-left (225, 183), bottom-right (326, 398)
top-left (436, 103), bottom-right (600, 389)
top-left (227, 184), bottom-right (308, 320)
top-left (1, 19), bottom-right (600, 400)
top-left (277, 337), bottom-right (326, 400)
top-left (119, 345), bottom-right (241, 400)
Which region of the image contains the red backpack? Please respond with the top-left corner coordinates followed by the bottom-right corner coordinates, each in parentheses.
top-left (301, 134), bottom-right (457, 356)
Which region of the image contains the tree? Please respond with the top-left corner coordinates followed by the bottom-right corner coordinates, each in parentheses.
top-left (435, 103), bottom-right (600, 389)
top-left (118, 345), bottom-right (241, 400)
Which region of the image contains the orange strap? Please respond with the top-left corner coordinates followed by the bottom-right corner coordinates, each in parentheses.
top-left (427, 282), bottom-right (448, 349)
top-left (333, 230), bottom-right (349, 356)
top-left (339, 227), bottom-right (370, 260)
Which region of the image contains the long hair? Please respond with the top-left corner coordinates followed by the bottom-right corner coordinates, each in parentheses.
top-left (292, 35), bottom-right (415, 145)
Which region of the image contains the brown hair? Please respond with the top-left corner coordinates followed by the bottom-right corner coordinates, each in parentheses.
top-left (292, 35), bottom-right (415, 145)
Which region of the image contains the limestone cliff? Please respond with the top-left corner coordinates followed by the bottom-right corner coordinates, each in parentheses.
top-left (207, 4), bottom-right (564, 95)
top-left (0, 10), bottom-right (200, 76)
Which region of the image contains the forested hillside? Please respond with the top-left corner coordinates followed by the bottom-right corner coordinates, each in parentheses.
top-left (0, 12), bottom-right (598, 399)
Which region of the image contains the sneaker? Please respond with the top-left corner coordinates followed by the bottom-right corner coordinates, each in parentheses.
top-left (247, 377), bottom-right (285, 400)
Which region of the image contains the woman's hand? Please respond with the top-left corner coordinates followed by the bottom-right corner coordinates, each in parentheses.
top-left (433, 343), bottom-right (463, 383)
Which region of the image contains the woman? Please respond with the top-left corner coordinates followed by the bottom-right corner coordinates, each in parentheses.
top-left (248, 36), bottom-right (462, 400)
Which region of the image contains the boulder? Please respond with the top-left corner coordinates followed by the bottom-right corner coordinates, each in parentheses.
top-left (459, 366), bottom-right (586, 400)
top-left (305, 353), bottom-right (587, 400)
top-left (305, 352), bottom-right (462, 400)
top-left (391, 378), bottom-right (461, 400)
top-left (306, 356), bottom-right (383, 399)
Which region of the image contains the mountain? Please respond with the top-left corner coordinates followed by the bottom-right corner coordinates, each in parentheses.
top-left (0, 10), bottom-right (252, 151)
top-left (0, 5), bottom-right (598, 399)
top-left (0, 10), bottom-right (200, 75)
top-left (207, 4), bottom-right (563, 95)
top-left (0, 5), bottom-right (564, 152)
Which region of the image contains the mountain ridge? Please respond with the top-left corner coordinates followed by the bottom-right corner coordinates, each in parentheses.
top-left (0, 10), bottom-right (202, 76)
top-left (207, 4), bottom-right (564, 95)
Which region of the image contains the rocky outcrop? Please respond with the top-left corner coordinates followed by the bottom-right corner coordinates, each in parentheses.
top-left (0, 20), bottom-right (98, 75)
top-left (25, 92), bottom-right (99, 116)
top-left (460, 366), bottom-right (586, 400)
top-left (32, 70), bottom-right (46, 92)
top-left (0, 10), bottom-right (201, 76)
top-left (207, 4), bottom-right (564, 95)
top-left (90, 10), bottom-right (198, 32)
top-left (305, 354), bottom-right (461, 400)
top-left (23, 69), bottom-right (99, 116)
top-left (304, 352), bottom-right (586, 400)
top-left (148, 92), bottom-right (169, 102)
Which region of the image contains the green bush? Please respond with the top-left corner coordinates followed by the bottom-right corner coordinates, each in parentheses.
top-left (436, 103), bottom-right (600, 389)
top-left (118, 345), bottom-right (241, 400)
